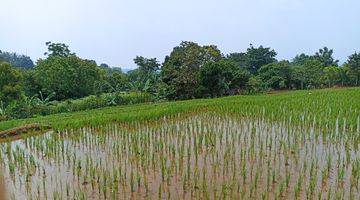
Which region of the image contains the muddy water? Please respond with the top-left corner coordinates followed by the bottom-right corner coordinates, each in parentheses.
top-left (1, 113), bottom-right (359, 199)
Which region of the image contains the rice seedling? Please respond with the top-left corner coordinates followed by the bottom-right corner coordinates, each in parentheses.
top-left (0, 88), bottom-right (359, 199)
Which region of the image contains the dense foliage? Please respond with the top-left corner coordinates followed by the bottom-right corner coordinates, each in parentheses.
top-left (35, 56), bottom-right (104, 100)
top-left (161, 41), bottom-right (222, 99)
top-left (347, 52), bottom-right (360, 85)
top-left (0, 62), bottom-right (23, 106)
top-left (199, 59), bottom-right (250, 97)
top-left (0, 41), bottom-right (359, 121)
top-left (0, 50), bottom-right (34, 69)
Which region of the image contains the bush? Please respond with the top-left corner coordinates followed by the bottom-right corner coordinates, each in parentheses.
top-left (49, 92), bottom-right (154, 114)
top-left (5, 101), bottom-right (33, 119)
top-left (0, 92), bottom-right (155, 120)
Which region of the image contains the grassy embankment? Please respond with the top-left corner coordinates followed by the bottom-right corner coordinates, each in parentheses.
top-left (0, 87), bottom-right (359, 133)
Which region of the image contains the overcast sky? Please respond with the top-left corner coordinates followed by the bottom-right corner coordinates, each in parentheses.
top-left (1, 0), bottom-right (359, 69)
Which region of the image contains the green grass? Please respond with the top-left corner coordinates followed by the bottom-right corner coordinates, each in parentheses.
top-left (0, 87), bottom-right (359, 132)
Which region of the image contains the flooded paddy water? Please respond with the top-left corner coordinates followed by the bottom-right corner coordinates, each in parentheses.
top-left (1, 113), bottom-right (359, 199)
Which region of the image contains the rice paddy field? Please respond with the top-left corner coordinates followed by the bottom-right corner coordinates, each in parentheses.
top-left (0, 87), bottom-right (359, 199)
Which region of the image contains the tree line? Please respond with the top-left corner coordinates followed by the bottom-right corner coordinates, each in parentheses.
top-left (1, 41), bottom-right (360, 108)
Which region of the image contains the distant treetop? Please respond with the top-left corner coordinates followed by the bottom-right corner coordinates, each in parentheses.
top-left (0, 50), bottom-right (34, 69)
top-left (44, 41), bottom-right (75, 57)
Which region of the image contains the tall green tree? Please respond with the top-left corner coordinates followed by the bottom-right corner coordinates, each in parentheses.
top-left (314, 47), bottom-right (339, 67)
top-left (290, 65), bottom-right (306, 89)
top-left (35, 56), bottom-right (104, 100)
top-left (44, 42), bottom-right (75, 57)
top-left (258, 61), bottom-right (292, 90)
top-left (338, 66), bottom-right (350, 86)
top-left (227, 44), bottom-right (277, 74)
top-left (36, 43), bottom-right (105, 100)
top-left (198, 61), bottom-right (226, 97)
top-left (0, 62), bottom-right (23, 105)
top-left (292, 53), bottom-right (312, 66)
top-left (128, 56), bottom-right (160, 93)
top-left (133, 56), bottom-right (160, 73)
top-left (323, 66), bottom-right (341, 87)
top-left (302, 59), bottom-right (325, 88)
top-left (199, 59), bottom-right (250, 97)
top-left (22, 70), bottom-right (42, 97)
top-left (245, 44), bottom-right (277, 74)
top-left (226, 52), bottom-right (248, 68)
top-left (347, 52), bottom-right (360, 86)
top-left (161, 41), bottom-right (222, 99)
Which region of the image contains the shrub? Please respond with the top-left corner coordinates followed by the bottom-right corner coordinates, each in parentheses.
top-left (0, 92), bottom-right (155, 120)
top-left (5, 101), bottom-right (33, 119)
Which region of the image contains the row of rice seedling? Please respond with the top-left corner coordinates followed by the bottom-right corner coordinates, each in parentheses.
top-left (1, 88), bottom-right (359, 133)
top-left (1, 110), bottom-right (359, 199)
